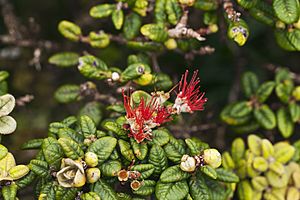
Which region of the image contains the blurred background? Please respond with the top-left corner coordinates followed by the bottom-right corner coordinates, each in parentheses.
top-left (0, 0), bottom-right (299, 170)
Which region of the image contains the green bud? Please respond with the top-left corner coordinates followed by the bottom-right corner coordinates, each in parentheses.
top-left (85, 152), bottom-right (98, 167)
top-left (164, 38), bottom-right (177, 50)
top-left (203, 148), bottom-right (222, 169)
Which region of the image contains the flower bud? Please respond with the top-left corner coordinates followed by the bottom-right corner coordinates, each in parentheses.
top-left (164, 38), bottom-right (177, 50)
top-left (292, 86), bottom-right (300, 101)
top-left (203, 148), bottom-right (222, 169)
top-left (86, 168), bottom-right (101, 183)
top-left (111, 72), bottom-right (120, 81)
top-left (85, 152), bottom-right (98, 167)
top-left (180, 155), bottom-right (196, 172)
top-left (130, 180), bottom-right (142, 191)
top-left (118, 169), bottom-right (129, 182)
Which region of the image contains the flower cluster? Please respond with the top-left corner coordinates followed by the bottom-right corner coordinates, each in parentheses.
top-left (123, 70), bottom-right (207, 143)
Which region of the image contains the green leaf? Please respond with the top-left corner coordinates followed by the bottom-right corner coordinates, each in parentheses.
top-left (80, 115), bottom-right (97, 138)
top-left (112, 9), bottom-right (124, 30)
top-left (238, 180), bottom-right (253, 200)
top-left (100, 160), bottom-right (122, 177)
top-left (275, 68), bottom-right (292, 84)
top-left (78, 55), bottom-right (110, 80)
top-left (58, 138), bottom-right (84, 159)
top-left (236, 0), bottom-right (258, 9)
top-left (29, 159), bottom-right (49, 177)
top-left (149, 144), bottom-right (168, 175)
top-left (200, 165), bottom-right (218, 179)
top-left (194, 0), bottom-right (218, 11)
top-left (231, 138), bottom-right (245, 163)
top-left (2, 183), bottom-right (17, 200)
top-left (230, 101), bottom-right (253, 117)
top-left (220, 103), bottom-right (252, 126)
top-left (48, 52), bottom-right (79, 67)
top-left (242, 72), bottom-right (259, 98)
top-left (273, 0), bottom-right (300, 24)
top-left (154, 0), bottom-right (167, 24)
top-left (123, 13), bottom-right (142, 40)
top-left (148, 129), bottom-right (170, 146)
top-left (88, 136), bottom-right (117, 163)
top-left (118, 139), bottom-right (135, 161)
top-left (21, 139), bottom-right (43, 150)
top-left (91, 179), bottom-right (119, 200)
top-left (39, 182), bottom-right (56, 200)
top-left (81, 192), bottom-right (101, 200)
top-left (133, 180), bottom-right (156, 196)
top-left (256, 81), bottom-right (275, 103)
top-left (54, 84), bottom-right (80, 103)
top-left (55, 187), bottom-right (79, 200)
top-left (0, 144), bottom-right (8, 160)
top-left (205, 178), bottom-right (231, 200)
top-left (155, 180), bottom-right (189, 200)
top-left (0, 94), bottom-right (15, 117)
top-left (131, 138), bottom-right (148, 160)
top-left (42, 137), bottom-right (64, 170)
top-left (0, 71), bottom-right (9, 82)
top-left (165, 0), bottom-right (182, 25)
top-left (131, 164), bottom-right (155, 179)
top-left (140, 23), bottom-right (168, 42)
top-left (16, 171), bottom-right (36, 188)
top-left (277, 107), bottom-right (294, 138)
top-left (164, 137), bottom-right (186, 163)
top-left (103, 121), bottom-right (127, 137)
top-left (79, 102), bottom-right (103, 126)
top-left (289, 102), bottom-right (300, 122)
top-left (58, 20), bottom-right (82, 41)
top-left (185, 138), bottom-right (208, 156)
top-left (90, 4), bottom-right (116, 18)
top-left (215, 168), bottom-right (239, 183)
top-left (247, 134), bottom-right (262, 156)
top-left (189, 174), bottom-right (210, 200)
top-left (88, 31), bottom-right (110, 48)
top-left (253, 104), bottom-right (276, 130)
top-left (121, 63), bottom-right (151, 82)
top-left (160, 165), bottom-right (191, 183)
top-left (127, 41), bottom-right (164, 51)
top-left (275, 81), bottom-right (294, 103)
top-left (58, 127), bottom-right (84, 144)
top-left (227, 20), bottom-right (249, 46)
top-left (62, 116), bottom-right (77, 127)
top-left (0, 116), bottom-right (17, 135)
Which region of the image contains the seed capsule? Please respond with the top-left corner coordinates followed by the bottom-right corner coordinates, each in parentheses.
top-left (130, 180), bottom-right (142, 191)
top-left (118, 169), bottom-right (129, 182)
top-left (86, 168), bottom-right (101, 183)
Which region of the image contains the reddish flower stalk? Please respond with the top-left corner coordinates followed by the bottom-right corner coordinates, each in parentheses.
top-left (173, 70), bottom-right (207, 113)
top-left (122, 91), bottom-right (171, 143)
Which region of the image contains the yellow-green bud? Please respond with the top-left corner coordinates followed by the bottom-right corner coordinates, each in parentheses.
top-left (180, 155), bottom-right (196, 172)
top-left (85, 152), bottom-right (98, 167)
top-left (209, 24), bottom-right (218, 33)
top-left (275, 21), bottom-right (286, 29)
top-left (164, 38), bottom-right (177, 50)
top-left (86, 168), bottom-right (101, 183)
top-left (292, 86), bottom-right (300, 101)
top-left (203, 149), bottom-right (222, 169)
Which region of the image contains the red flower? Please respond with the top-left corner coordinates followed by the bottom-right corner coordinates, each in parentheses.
top-left (173, 70), bottom-right (207, 113)
top-left (122, 91), bottom-right (171, 143)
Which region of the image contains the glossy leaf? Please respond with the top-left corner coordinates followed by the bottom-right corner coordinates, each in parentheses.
top-left (253, 104), bottom-right (276, 130)
top-left (131, 164), bottom-right (155, 179)
top-left (155, 180), bottom-right (189, 200)
top-left (88, 136), bottom-right (117, 163)
top-left (58, 138), bottom-right (84, 159)
top-left (160, 165), bottom-right (191, 183)
top-left (91, 179), bottom-right (119, 200)
top-left (277, 107), bottom-right (294, 138)
top-left (54, 84), bottom-right (80, 103)
top-left (90, 4), bottom-right (116, 18)
top-left (49, 52), bottom-right (79, 67)
top-left (273, 0), bottom-right (300, 24)
top-left (42, 137), bottom-right (64, 170)
top-left (149, 144), bottom-right (168, 175)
